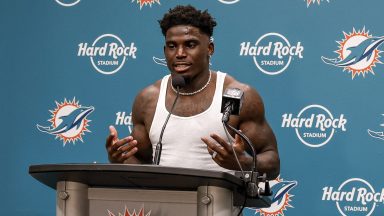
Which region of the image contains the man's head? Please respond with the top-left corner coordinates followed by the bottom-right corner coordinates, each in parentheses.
top-left (158, 5), bottom-right (217, 38)
top-left (160, 5), bottom-right (217, 81)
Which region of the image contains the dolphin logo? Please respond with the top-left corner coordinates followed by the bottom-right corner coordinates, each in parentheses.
top-left (153, 56), bottom-right (167, 67)
top-left (322, 36), bottom-right (384, 67)
top-left (367, 114), bottom-right (384, 141)
top-left (367, 129), bottom-right (384, 140)
top-left (37, 106), bottom-right (94, 135)
top-left (270, 180), bottom-right (297, 206)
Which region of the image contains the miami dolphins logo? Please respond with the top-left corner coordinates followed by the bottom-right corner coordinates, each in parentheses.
top-left (36, 98), bottom-right (94, 146)
top-left (131, 0), bottom-right (160, 9)
top-left (153, 56), bottom-right (167, 66)
top-left (253, 176), bottom-right (297, 216)
top-left (305, 0), bottom-right (330, 7)
top-left (108, 206), bottom-right (151, 216)
top-left (322, 28), bottom-right (384, 79)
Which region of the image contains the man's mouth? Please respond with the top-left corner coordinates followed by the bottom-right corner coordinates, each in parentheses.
top-left (173, 63), bottom-right (191, 72)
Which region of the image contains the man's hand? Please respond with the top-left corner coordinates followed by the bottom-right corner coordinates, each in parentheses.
top-left (201, 133), bottom-right (252, 170)
top-left (106, 125), bottom-right (138, 163)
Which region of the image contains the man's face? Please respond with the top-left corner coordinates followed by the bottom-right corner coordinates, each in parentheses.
top-left (164, 25), bottom-right (213, 78)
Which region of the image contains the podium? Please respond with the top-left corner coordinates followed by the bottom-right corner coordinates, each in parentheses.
top-left (29, 164), bottom-right (271, 216)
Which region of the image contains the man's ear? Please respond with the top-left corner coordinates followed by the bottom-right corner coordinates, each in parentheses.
top-left (208, 42), bottom-right (215, 56)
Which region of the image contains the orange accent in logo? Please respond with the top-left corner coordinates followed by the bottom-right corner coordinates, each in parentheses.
top-left (336, 28), bottom-right (381, 78)
top-left (132, 0), bottom-right (160, 9)
top-left (256, 177), bottom-right (296, 216)
top-left (48, 98), bottom-right (92, 146)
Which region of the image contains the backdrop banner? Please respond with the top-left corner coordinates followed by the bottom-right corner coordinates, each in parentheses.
top-left (1, 0), bottom-right (383, 215)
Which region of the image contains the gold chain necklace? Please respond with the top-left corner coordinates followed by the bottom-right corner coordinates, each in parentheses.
top-left (171, 71), bottom-right (212, 96)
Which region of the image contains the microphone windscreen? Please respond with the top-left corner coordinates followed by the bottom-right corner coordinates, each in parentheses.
top-left (221, 88), bottom-right (244, 116)
top-left (172, 74), bottom-right (186, 88)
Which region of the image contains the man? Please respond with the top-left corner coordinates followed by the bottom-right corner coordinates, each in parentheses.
top-left (106, 5), bottom-right (280, 179)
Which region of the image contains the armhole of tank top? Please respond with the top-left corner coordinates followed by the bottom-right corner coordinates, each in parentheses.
top-left (148, 75), bottom-right (170, 136)
top-left (212, 72), bottom-right (226, 107)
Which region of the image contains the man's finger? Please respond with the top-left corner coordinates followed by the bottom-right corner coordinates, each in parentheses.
top-left (233, 134), bottom-right (247, 154)
top-left (109, 125), bottom-right (118, 141)
top-left (106, 125), bottom-right (119, 149)
top-left (106, 134), bottom-right (115, 148)
top-left (117, 139), bottom-right (138, 152)
top-left (234, 134), bottom-right (244, 146)
top-left (111, 136), bottom-right (133, 151)
top-left (206, 146), bottom-right (214, 154)
top-left (201, 136), bottom-right (226, 155)
top-left (209, 133), bottom-right (233, 152)
top-left (122, 147), bottom-right (138, 159)
top-left (109, 125), bottom-right (117, 135)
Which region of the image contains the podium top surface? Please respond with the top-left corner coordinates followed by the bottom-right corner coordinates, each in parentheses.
top-left (29, 163), bottom-right (244, 191)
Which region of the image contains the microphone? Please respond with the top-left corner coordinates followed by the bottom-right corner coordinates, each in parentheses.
top-left (153, 74), bottom-right (185, 165)
top-left (221, 88), bottom-right (244, 123)
top-left (172, 74), bottom-right (186, 88)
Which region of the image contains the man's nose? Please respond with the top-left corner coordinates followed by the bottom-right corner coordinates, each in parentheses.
top-left (176, 47), bottom-right (186, 58)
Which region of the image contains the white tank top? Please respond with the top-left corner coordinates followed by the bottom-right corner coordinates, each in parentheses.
top-left (149, 72), bottom-right (231, 172)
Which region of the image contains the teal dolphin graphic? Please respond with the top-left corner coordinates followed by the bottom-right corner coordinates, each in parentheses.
top-left (153, 56), bottom-right (167, 66)
top-left (368, 129), bottom-right (384, 140)
top-left (37, 106), bottom-right (94, 135)
top-left (322, 36), bottom-right (384, 67)
top-left (271, 180), bottom-right (297, 206)
top-left (367, 114), bottom-right (384, 141)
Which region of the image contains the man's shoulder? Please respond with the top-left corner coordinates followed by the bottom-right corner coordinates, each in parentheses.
top-left (134, 79), bottom-right (163, 105)
top-left (138, 79), bottom-right (162, 96)
top-left (222, 73), bottom-right (263, 107)
top-left (223, 73), bottom-right (252, 93)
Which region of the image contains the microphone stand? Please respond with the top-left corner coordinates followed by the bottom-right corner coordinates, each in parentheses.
top-left (222, 107), bottom-right (272, 199)
top-left (153, 85), bottom-right (181, 165)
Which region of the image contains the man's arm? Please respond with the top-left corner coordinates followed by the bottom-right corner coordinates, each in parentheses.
top-left (106, 85), bottom-right (158, 164)
top-left (202, 78), bottom-right (280, 179)
top-left (238, 85), bottom-right (280, 179)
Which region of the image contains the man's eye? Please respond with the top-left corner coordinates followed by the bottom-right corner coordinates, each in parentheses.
top-left (167, 44), bottom-right (175, 49)
top-left (187, 42), bottom-right (196, 48)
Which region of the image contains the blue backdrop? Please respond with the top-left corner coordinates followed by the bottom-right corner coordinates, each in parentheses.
top-left (1, 0), bottom-right (384, 215)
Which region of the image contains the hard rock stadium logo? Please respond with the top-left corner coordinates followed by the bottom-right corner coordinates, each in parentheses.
top-left (248, 176), bottom-right (297, 216)
top-left (78, 34), bottom-right (138, 75)
top-left (322, 28), bottom-right (384, 79)
top-left (36, 98), bottom-right (94, 146)
top-left (55, 0), bottom-right (80, 7)
top-left (322, 178), bottom-right (384, 216)
top-left (240, 33), bottom-right (304, 75)
top-left (108, 206), bottom-right (151, 216)
top-left (115, 111), bottom-right (133, 133)
top-left (281, 104), bottom-right (348, 148)
top-left (305, 0), bottom-right (330, 7)
top-left (218, 0), bottom-right (240, 4)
